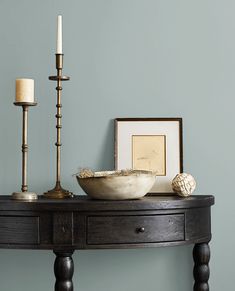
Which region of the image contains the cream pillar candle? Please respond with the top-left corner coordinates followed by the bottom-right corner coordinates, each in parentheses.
top-left (15, 79), bottom-right (34, 103)
top-left (56, 15), bottom-right (62, 54)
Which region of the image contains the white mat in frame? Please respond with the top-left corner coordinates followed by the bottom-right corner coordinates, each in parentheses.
top-left (115, 118), bottom-right (183, 193)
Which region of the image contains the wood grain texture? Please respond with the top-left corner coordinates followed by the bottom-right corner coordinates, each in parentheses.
top-left (0, 216), bottom-right (39, 244)
top-left (0, 195), bottom-right (214, 291)
top-left (87, 214), bottom-right (184, 245)
top-left (185, 208), bottom-right (211, 241)
top-left (0, 195), bottom-right (214, 250)
top-left (0, 195), bottom-right (214, 211)
top-left (53, 212), bottom-right (73, 245)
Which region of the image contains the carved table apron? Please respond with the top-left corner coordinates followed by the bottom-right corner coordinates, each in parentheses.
top-left (0, 195), bottom-right (214, 291)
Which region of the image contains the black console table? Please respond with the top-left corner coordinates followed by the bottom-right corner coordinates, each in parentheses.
top-left (0, 195), bottom-right (214, 291)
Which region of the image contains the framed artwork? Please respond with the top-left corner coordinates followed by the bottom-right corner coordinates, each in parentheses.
top-left (114, 118), bottom-right (183, 193)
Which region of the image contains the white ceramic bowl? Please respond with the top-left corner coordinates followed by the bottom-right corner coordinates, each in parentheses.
top-left (76, 170), bottom-right (156, 200)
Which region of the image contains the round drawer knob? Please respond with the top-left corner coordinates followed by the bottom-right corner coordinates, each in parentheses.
top-left (137, 227), bottom-right (145, 233)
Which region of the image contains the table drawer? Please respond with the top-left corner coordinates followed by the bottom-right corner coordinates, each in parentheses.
top-left (87, 214), bottom-right (184, 245)
top-left (0, 216), bottom-right (39, 245)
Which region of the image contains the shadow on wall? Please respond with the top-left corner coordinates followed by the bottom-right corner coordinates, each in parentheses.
top-left (96, 119), bottom-right (115, 171)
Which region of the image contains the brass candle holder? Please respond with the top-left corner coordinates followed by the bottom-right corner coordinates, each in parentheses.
top-left (44, 54), bottom-right (73, 199)
top-left (12, 102), bottom-right (37, 201)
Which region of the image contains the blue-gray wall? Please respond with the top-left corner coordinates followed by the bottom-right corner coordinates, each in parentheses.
top-left (0, 0), bottom-right (230, 290)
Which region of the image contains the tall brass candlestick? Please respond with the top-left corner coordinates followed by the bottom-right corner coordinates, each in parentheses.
top-left (44, 54), bottom-right (73, 199)
top-left (12, 102), bottom-right (37, 200)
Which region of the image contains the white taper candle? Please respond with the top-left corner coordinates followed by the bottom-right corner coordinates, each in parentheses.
top-left (56, 15), bottom-right (62, 54)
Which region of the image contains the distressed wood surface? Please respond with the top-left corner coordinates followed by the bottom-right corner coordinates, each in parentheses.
top-left (0, 195), bottom-right (214, 211)
top-left (0, 195), bottom-right (214, 291)
top-left (0, 195), bottom-right (214, 250)
top-left (87, 214), bottom-right (184, 245)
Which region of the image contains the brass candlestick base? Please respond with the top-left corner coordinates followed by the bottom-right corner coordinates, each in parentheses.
top-left (44, 182), bottom-right (72, 199)
top-left (44, 54), bottom-right (73, 199)
top-left (12, 192), bottom-right (37, 201)
top-left (12, 102), bottom-right (38, 201)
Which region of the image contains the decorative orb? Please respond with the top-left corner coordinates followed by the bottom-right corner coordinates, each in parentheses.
top-left (172, 173), bottom-right (196, 197)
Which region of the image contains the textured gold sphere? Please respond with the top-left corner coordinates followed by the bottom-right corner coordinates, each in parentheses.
top-left (172, 173), bottom-right (196, 197)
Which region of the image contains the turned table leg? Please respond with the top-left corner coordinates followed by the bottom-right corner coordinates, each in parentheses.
top-left (54, 250), bottom-right (74, 291)
top-left (193, 243), bottom-right (210, 291)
